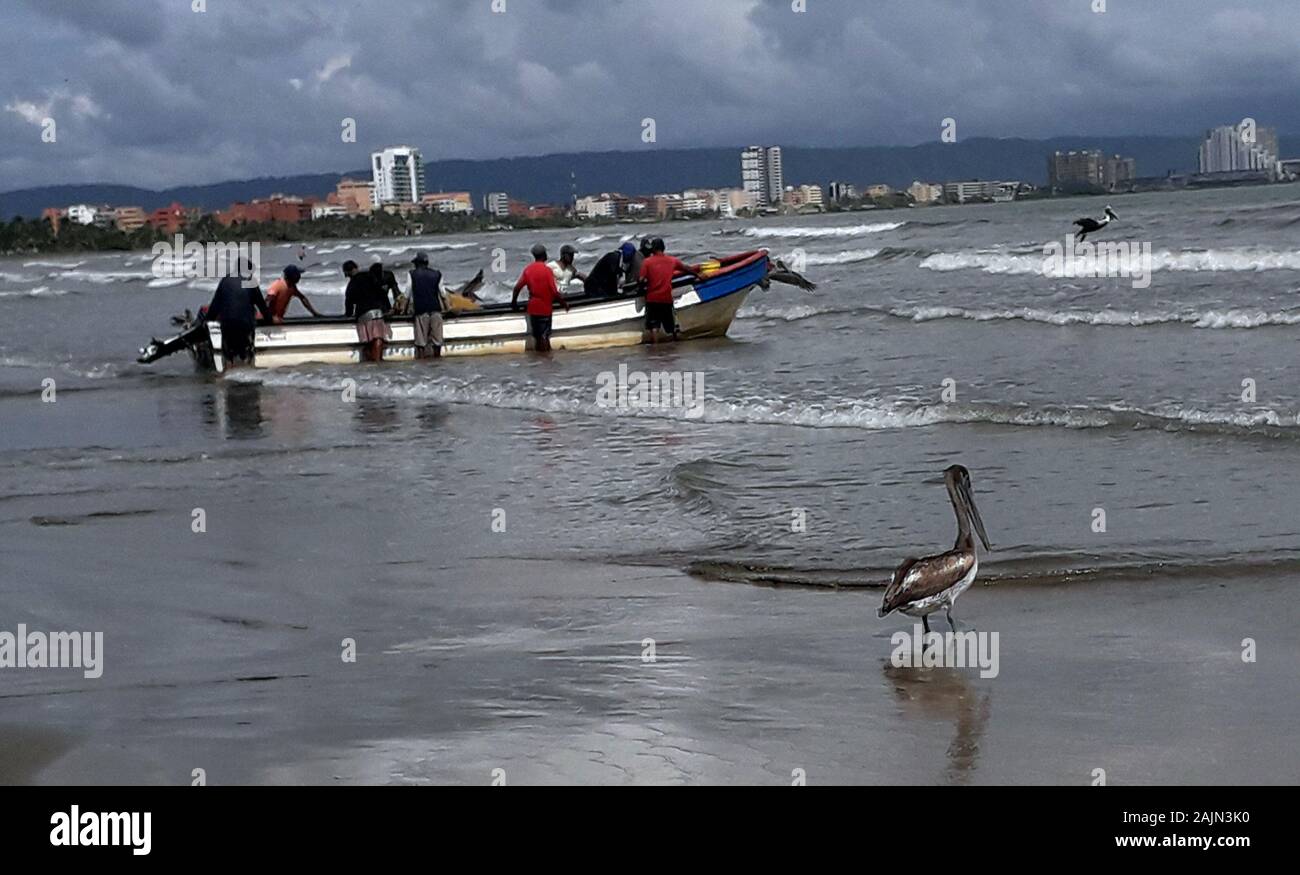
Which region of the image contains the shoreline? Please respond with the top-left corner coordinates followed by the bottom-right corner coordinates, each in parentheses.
top-left (4, 557), bottom-right (1295, 785)
top-left (7, 181), bottom-right (1297, 259)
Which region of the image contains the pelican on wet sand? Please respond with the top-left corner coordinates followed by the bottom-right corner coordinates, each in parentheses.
top-left (879, 465), bottom-right (992, 634)
top-left (1073, 206), bottom-right (1118, 242)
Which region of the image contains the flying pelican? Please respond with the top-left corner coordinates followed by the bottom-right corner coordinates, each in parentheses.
top-left (1073, 205), bottom-right (1118, 242)
top-left (762, 257), bottom-right (817, 292)
top-left (879, 465), bottom-right (992, 634)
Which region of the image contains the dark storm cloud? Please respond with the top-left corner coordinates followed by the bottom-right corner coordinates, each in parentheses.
top-left (1, 0), bottom-right (1297, 188)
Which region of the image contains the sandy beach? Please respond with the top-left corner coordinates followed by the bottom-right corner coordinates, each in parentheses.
top-left (3, 550), bottom-right (1294, 785)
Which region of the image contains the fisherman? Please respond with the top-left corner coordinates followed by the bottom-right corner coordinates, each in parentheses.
top-left (370, 261), bottom-right (401, 310)
top-left (638, 237), bottom-right (703, 343)
top-left (409, 252), bottom-right (446, 359)
top-left (548, 244), bottom-right (587, 290)
top-left (265, 265), bottom-right (323, 319)
top-left (205, 258), bottom-right (275, 367)
top-left (511, 243), bottom-right (569, 352)
top-left (583, 242), bottom-right (638, 298)
top-left (343, 260), bottom-right (391, 362)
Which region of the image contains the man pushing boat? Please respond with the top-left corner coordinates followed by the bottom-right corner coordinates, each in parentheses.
top-left (511, 243), bottom-right (571, 352)
top-left (638, 237), bottom-right (705, 343)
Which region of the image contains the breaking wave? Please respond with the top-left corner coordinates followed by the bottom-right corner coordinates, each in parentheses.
top-left (743, 222), bottom-right (906, 239)
top-left (0, 286), bottom-right (67, 298)
top-left (920, 247), bottom-right (1300, 274)
top-left (362, 242), bottom-right (477, 255)
top-left (802, 248), bottom-right (882, 265)
top-left (888, 305), bottom-right (1300, 329)
top-left (229, 370), bottom-right (1299, 439)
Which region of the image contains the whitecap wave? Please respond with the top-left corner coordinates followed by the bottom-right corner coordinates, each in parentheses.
top-left (888, 305), bottom-right (1300, 329)
top-left (744, 222), bottom-right (905, 239)
top-left (920, 247), bottom-right (1300, 275)
top-left (228, 371), bottom-right (1298, 437)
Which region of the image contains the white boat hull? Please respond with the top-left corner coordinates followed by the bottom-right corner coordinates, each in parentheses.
top-left (211, 287), bottom-right (753, 371)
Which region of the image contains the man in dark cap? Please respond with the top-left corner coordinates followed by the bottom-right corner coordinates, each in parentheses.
top-left (265, 264), bottom-right (322, 320)
top-left (511, 243), bottom-right (569, 352)
top-left (205, 258), bottom-right (273, 367)
top-left (547, 243), bottom-right (587, 290)
top-left (409, 252), bottom-right (446, 359)
top-left (638, 237), bottom-right (703, 343)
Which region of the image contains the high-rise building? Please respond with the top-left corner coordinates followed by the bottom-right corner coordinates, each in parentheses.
top-left (1048, 150), bottom-right (1105, 192)
top-left (370, 146), bottom-right (425, 206)
top-left (484, 192), bottom-right (510, 217)
top-left (1103, 155), bottom-right (1137, 191)
top-left (828, 181), bottom-right (858, 202)
top-left (1198, 125), bottom-right (1280, 175)
top-left (741, 146), bottom-right (784, 209)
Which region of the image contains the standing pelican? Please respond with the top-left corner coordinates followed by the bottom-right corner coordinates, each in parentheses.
top-left (879, 465), bottom-right (992, 633)
top-left (1073, 206), bottom-right (1118, 242)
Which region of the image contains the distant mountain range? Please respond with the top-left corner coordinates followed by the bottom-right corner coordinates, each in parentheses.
top-left (2, 135), bottom-right (1283, 220)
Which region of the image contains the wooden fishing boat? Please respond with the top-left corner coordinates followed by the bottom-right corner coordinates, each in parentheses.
top-left (140, 249), bottom-right (790, 373)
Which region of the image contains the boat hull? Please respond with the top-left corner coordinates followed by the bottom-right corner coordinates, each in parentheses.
top-left (205, 249), bottom-right (769, 372)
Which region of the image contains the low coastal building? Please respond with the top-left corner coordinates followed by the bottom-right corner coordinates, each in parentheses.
top-left (421, 191), bottom-right (474, 214)
top-left (335, 178), bottom-right (374, 215)
top-left (148, 202), bottom-right (200, 233)
top-left (113, 206), bottom-right (147, 232)
top-left (909, 181), bottom-right (943, 203)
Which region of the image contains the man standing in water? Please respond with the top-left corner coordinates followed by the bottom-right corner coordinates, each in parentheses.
top-left (638, 237), bottom-right (703, 343)
top-left (409, 252), bottom-right (446, 359)
top-left (343, 260), bottom-right (391, 362)
top-left (205, 258), bottom-right (274, 368)
top-left (511, 243), bottom-right (569, 352)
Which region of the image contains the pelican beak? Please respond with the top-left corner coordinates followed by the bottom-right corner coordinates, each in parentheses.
top-left (961, 479), bottom-right (992, 552)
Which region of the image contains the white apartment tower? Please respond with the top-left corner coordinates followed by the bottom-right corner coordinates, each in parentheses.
top-left (741, 145), bottom-right (784, 209)
top-left (370, 146), bottom-right (426, 206)
top-left (1198, 125), bottom-right (1280, 175)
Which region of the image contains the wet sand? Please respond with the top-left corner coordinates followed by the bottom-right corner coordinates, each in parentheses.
top-left (5, 557), bottom-right (1295, 785)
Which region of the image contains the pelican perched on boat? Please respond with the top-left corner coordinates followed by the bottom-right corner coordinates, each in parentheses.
top-left (1073, 206), bottom-right (1118, 242)
top-left (879, 465), bottom-right (992, 633)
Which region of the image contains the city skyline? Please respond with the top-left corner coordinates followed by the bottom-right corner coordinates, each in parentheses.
top-left (2, 0), bottom-right (1298, 190)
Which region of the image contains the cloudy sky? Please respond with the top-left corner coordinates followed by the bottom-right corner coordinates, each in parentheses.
top-left (2, 0), bottom-right (1297, 190)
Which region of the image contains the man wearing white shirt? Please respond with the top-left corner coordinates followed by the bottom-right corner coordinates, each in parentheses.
top-left (548, 244), bottom-right (587, 291)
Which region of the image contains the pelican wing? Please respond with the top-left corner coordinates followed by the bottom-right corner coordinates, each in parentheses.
top-left (880, 550), bottom-right (975, 614)
top-left (767, 260), bottom-right (817, 292)
top-left (455, 269), bottom-right (485, 299)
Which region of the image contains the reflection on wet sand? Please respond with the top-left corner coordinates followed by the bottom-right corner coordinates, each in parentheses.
top-left (883, 660), bottom-right (992, 784)
top-left (0, 724), bottom-right (77, 783)
top-left (202, 379), bottom-right (265, 440)
top-left (352, 398), bottom-right (402, 434)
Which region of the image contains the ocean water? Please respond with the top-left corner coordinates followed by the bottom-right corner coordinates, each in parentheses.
top-left (2, 184), bottom-right (1299, 783)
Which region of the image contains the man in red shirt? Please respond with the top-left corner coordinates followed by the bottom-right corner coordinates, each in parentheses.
top-left (511, 243), bottom-right (570, 352)
top-left (264, 265), bottom-right (322, 320)
top-left (638, 237), bottom-right (703, 343)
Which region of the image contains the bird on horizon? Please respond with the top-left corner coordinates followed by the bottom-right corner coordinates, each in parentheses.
top-left (1073, 205), bottom-right (1118, 242)
top-left (879, 465), bottom-right (992, 635)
